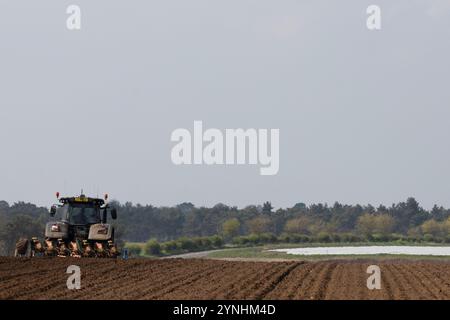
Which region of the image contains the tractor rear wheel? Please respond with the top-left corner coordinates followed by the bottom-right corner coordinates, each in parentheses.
top-left (14, 238), bottom-right (29, 257)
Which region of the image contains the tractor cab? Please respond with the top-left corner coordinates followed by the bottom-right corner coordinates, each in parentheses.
top-left (50, 194), bottom-right (117, 225)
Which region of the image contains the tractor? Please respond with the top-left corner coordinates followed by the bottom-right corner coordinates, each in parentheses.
top-left (14, 192), bottom-right (119, 258)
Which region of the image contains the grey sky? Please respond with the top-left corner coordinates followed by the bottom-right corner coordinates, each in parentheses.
top-left (0, 1), bottom-right (449, 209)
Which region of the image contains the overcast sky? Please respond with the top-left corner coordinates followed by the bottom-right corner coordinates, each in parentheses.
top-left (0, 1), bottom-right (449, 209)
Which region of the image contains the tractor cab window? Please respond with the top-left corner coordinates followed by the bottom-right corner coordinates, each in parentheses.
top-left (68, 204), bottom-right (100, 225)
top-left (56, 205), bottom-right (69, 220)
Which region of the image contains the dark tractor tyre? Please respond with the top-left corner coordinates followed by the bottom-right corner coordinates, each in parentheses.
top-left (15, 238), bottom-right (29, 257)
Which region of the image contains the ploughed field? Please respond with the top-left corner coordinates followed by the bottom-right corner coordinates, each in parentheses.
top-left (0, 257), bottom-right (449, 300)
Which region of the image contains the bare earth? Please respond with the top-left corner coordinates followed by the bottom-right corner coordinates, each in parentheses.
top-left (0, 257), bottom-right (449, 300)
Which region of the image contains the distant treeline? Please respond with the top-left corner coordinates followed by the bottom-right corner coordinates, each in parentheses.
top-left (1, 198), bottom-right (450, 255)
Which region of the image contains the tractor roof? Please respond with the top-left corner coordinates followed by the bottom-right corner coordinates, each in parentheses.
top-left (59, 195), bottom-right (105, 206)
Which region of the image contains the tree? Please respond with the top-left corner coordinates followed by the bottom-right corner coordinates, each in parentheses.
top-left (127, 243), bottom-right (143, 256)
top-left (177, 202), bottom-right (195, 214)
top-left (293, 202), bottom-right (306, 210)
top-left (444, 218), bottom-right (450, 236)
top-left (0, 201), bottom-right (9, 210)
top-left (284, 216), bottom-right (311, 234)
top-left (405, 197), bottom-right (427, 228)
top-left (222, 218), bottom-right (240, 239)
top-left (430, 205), bottom-right (446, 221)
top-left (356, 213), bottom-right (375, 236)
top-left (247, 217), bottom-right (271, 234)
top-left (421, 220), bottom-right (445, 238)
top-left (388, 197), bottom-right (425, 233)
top-left (356, 213), bottom-right (395, 237)
top-left (144, 239), bottom-right (161, 255)
top-left (375, 214), bottom-right (395, 235)
top-left (262, 202), bottom-right (273, 214)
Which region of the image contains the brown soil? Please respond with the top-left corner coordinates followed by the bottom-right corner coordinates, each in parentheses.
top-left (0, 257), bottom-right (449, 300)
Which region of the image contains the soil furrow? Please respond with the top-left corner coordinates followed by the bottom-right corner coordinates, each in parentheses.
top-left (0, 257), bottom-right (449, 300)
